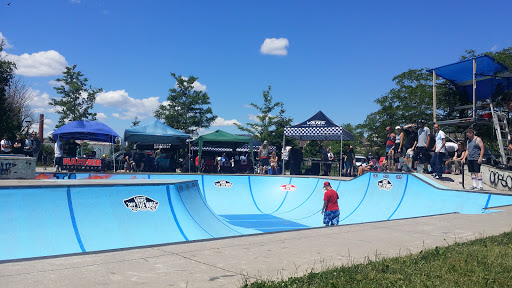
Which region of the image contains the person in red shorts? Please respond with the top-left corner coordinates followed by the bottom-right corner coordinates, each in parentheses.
top-left (321, 181), bottom-right (340, 226)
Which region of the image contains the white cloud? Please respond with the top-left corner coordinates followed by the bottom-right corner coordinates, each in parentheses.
top-left (28, 88), bottom-right (57, 114)
top-left (96, 90), bottom-right (160, 120)
top-left (70, 0), bottom-right (81, 3)
top-left (248, 114), bottom-right (260, 122)
top-left (0, 32), bottom-right (13, 49)
top-left (490, 45), bottom-right (498, 51)
top-left (1, 50), bottom-right (68, 77)
top-left (212, 117), bottom-right (241, 127)
top-left (178, 77), bottom-right (207, 92)
top-left (260, 38), bottom-right (289, 56)
top-left (243, 104), bottom-right (252, 108)
top-left (96, 112), bottom-right (107, 120)
top-left (48, 80), bottom-right (65, 87)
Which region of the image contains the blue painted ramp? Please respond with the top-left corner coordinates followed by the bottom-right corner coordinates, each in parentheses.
top-left (7, 172), bottom-right (512, 261)
top-left (0, 180), bottom-right (256, 261)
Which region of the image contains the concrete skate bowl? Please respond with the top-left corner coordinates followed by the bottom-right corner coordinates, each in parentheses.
top-left (2, 172), bottom-right (512, 262)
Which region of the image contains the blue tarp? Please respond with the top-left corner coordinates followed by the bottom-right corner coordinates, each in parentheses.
top-left (429, 55), bottom-right (511, 101)
top-left (284, 111), bottom-right (353, 141)
top-left (123, 120), bottom-right (189, 144)
top-left (51, 120), bottom-right (120, 143)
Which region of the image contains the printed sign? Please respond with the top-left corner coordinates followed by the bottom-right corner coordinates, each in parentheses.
top-left (123, 195), bottom-right (159, 212)
top-left (214, 180), bottom-right (233, 188)
top-left (280, 184), bottom-right (297, 191)
top-left (378, 178), bottom-right (393, 191)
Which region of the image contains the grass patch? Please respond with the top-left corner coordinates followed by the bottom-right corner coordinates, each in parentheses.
top-left (241, 231), bottom-right (512, 287)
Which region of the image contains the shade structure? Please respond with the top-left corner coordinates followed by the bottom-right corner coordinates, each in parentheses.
top-left (51, 120), bottom-right (120, 143)
top-left (123, 120), bottom-right (190, 144)
top-left (193, 130), bottom-right (254, 166)
top-left (428, 55), bottom-right (511, 101)
top-left (284, 111), bottom-right (353, 141)
top-left (283, 111), bottom-right (353, 176)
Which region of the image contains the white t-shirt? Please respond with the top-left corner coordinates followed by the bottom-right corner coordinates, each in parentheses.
top-left (444, 142), bottom-right (458, 153)
top-left (1, 139), bottom-right (11, 153)
top-left (435, 130), bottom-right (446, 153)
top-left (54, 139), bottom-right (63, 157)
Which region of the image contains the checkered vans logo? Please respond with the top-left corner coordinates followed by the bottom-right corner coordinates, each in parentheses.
top-left (378, 179), bottom-right (393, 191)
top-left (123, 196), bottom-right (159, 212)
top-left (214, 180), bottom-right (233, 188)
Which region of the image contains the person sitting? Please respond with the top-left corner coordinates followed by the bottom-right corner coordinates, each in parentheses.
top-left (357, 158), bottom-right (377, 176)
top-left (446, 141), bottom-right (465, 175)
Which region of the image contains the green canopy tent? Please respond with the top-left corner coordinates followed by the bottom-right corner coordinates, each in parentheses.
top-left (193, 130), bottom-right (255, 169)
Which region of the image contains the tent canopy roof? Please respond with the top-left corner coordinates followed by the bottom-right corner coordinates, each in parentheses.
top-left (123, 120), bottom-right (189, 144)
top-left (428, 55), bottom-right (511, 101)
top-left (51, 120), bottom-right (120, 143)
top-left (193, 130), bottom-right (252, 147)
top-left (284, 111), bottom-right (354, 141)
top-left (428, 55), bottom-right (508, 84)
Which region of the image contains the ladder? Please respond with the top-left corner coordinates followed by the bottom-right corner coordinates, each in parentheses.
top-left (490, 103), bottom-right (511, 165)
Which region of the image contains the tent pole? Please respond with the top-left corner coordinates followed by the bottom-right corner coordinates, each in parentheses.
top-left (340, 134), bottom-right (343, 177)
top-left (112, 136), bottom-right (115, 172)
top-left (433, 69), bottom-right (437, 123)
top-left (473, 58), bottom-right (477, 122)
top-left (282, 132), bottom-right (286, 175)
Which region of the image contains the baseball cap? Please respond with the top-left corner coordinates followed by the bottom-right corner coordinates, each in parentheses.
top-left (395, 126), bottom-right (401, 130)
top-left (324, 181), bottom-right (331, 187)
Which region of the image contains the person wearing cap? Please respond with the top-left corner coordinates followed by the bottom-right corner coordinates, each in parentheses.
top-left (258, 140), bottom-right (270, 174)
top-left (321, 181), bottom-right (340, 226)
top-left (412, 120), bottom-right (431, 172)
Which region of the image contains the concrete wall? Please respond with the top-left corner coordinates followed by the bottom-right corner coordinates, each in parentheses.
top-left (0, 156), bottom-right (36, 179)
top-left (481, 164), bottom-right (512, 193)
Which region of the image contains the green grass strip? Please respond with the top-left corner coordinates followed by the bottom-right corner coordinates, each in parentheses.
top-left (242, 230), bottom-right (512, 287)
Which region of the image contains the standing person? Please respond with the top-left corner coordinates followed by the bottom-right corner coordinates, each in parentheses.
top-left (385, 126), bottom-right (394, 157)
top-left (462, 129), bottom-right (485, 190)
top-left (31, 132), bottom-right (41, 159)
top-left (321, 181), bottom-right (340, 226)
top-left (42, 151), bottom-right (48, 170)
top-left (344, 145), bottom-right (355, 177)
top-left (412, 120), bottom-right (431, 172)
top-left (258, 140), bottom-right (270, 175)
top-left (430, 124), bottom-right (446, 179)
top-left (54, 137), bottom-right (63, 172)
top-left (321, 144), bottom-right (329, 176)
top-left (13, 134), bottom-right (24, 154)
top-left (394, 126), bottom-right (404, 170)
top-left (1, 135), bottom-right (11, 154)
top-left (269, 152), bottom-right (279, 175)
top-left (24, 133), bottom-right (34, 157)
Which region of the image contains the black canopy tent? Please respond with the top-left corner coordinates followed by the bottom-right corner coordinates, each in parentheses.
top-left (283, 111), bottom-right (354, 176)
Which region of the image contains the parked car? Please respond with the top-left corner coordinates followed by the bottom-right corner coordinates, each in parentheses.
top-left (355, 155), bottom-right (367, 167)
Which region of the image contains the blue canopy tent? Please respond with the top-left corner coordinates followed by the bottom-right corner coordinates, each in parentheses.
top-left (51, 120), bottom-right (121, 170)
top-left (428, 55), bottom-right (511, 122)
top-left (51, 120), bottom-right (120, 143)
top-left (283, 111), bottom-right (354, 176)
top-left (123, 120), bottom-right (190, 145)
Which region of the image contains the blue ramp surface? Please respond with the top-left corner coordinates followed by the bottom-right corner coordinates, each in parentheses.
top-left (7, 172), bottom-right (512, 261)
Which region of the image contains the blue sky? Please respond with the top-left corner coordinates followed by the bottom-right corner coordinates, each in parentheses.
top-left (1, 0), bottom-right (511, 138)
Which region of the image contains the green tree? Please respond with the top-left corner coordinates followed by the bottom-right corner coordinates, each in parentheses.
top-left (131, 116), bottom-right (140, 127)
top-left (154, 73), bottom-right (217, 136)
top-left (0, 41), bottom-right (21, 138)
top-left (235, 86), bottom-right (294, 152)
top-left (49, 64), bottom-right (102, 128)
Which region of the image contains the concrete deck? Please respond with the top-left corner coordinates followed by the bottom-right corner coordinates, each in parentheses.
top-left (0, 171), bottom-right (511, 287)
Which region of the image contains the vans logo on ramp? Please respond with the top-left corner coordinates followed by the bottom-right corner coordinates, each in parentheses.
top-left (214, 180), bottom-right (233, 188)
top-left (123, 196), bottom-right (159, 212)
top-left (377, 179), bottom-right (393, 191)
top-left (280, 184), bottom-right (297, 191)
